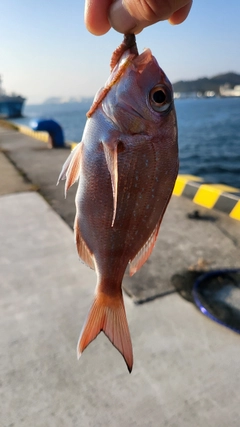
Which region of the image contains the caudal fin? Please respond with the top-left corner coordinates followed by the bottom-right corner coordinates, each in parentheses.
top-left (77, 291), bottom-right (133, 372)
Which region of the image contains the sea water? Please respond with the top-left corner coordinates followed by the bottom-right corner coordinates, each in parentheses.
top-left (15, 97), bottom-right (240, 188)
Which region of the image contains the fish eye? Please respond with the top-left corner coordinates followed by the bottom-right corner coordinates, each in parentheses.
top-left (149, 84), bottom-right (172, 113)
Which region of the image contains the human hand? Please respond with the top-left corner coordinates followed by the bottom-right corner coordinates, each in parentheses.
top-left (85, 0), bottom-right (192, 36)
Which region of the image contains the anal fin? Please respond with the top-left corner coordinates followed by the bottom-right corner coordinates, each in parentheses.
top-left (129, 219), bottom-right (162, 276)
top-left (74, 217), bottom-right (95, 270)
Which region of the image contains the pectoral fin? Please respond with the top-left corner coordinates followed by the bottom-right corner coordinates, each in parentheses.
top-left (102, 142), bottom-right (118, 227)
top-left (57, 143), bottom-right (82, 197)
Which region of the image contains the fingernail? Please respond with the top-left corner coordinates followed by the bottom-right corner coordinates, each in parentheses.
top-left (109, 0), bottom-right (137, 34)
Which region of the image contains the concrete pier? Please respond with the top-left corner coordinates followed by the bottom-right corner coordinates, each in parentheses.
top-left (1, 125), bottom-right (240, 427)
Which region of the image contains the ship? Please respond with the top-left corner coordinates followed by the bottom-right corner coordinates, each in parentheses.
top-left (219, 83), bottom-right (240, 97)
top-left (0, 75), bottom-right (26, 118)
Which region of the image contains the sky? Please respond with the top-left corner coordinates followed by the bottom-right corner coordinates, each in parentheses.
top-left (1, 0), bottom-right (240, 104)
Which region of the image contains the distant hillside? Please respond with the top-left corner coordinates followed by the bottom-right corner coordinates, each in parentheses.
top-left (173, 72), bottom-right (240, 94)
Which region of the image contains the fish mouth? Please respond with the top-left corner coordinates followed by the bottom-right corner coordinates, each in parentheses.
top-left (131, 48), bottom-right (152, 71)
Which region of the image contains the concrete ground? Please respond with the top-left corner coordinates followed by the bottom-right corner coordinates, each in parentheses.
top-left (1, 126), bottom-right (239, 301)
top-left (1, 126), bottom-right (240, 426)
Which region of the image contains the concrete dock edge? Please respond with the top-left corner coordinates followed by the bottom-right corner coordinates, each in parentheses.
top-left (5, 122), bottom-right (240, 222)
top-left (173, 174), bottom-right (240, 221)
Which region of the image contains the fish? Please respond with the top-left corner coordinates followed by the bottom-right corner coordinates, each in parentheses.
top-left (58, 34), bottom-right (178, 372)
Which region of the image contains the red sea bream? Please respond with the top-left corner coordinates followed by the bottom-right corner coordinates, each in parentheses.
top-left (58, 35), bottom-right (178, 372)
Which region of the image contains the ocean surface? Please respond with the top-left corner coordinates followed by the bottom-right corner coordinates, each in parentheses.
top-left (14, 97), bottom-right (240, 188)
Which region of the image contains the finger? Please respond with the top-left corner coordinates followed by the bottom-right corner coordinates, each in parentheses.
top-left (168, 1), bottom-right (193, 25)
top-left (85, 0), bottom-right (112, 35)
top-left (109, 0), bottom-right (192, 34)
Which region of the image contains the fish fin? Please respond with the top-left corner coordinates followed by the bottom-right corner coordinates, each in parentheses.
top-left (110, 34), bottom-right (138, 71)
top-left (57, 143), bottom-right (80, 183)
top-left (102, 142), bottom-right (118, 227)
top-left (57, 143), bottom-right (82, 196)
top-left (129, 186), bottom-right (176, 276)
top-left (129, 219), bottom-right (162, 276)
top-left (74, 217), bottom-right (95, 270)
top-left (77, 291), bottom-right (133, 373)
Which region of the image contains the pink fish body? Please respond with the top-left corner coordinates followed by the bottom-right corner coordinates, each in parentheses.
top-left (59, 35), bottom-right (178, 372)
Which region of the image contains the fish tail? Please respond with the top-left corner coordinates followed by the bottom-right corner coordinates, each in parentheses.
top-left (77, 291), bottom-right (133, 373)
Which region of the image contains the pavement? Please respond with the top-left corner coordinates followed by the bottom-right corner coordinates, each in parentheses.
top-left (1, 125), bottom-right (240, 427)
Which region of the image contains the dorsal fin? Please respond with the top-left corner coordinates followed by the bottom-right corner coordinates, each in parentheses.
top-left (129, 219), bottom-right (162, 276)
top-left (57, 143), bottom-right (82, 197)
top-left (110, 34), bottom-right (138, 71)
top-left (74, 217), bottom-right (95, 270)
top-left (102, 142), bottom-right (118, 227)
